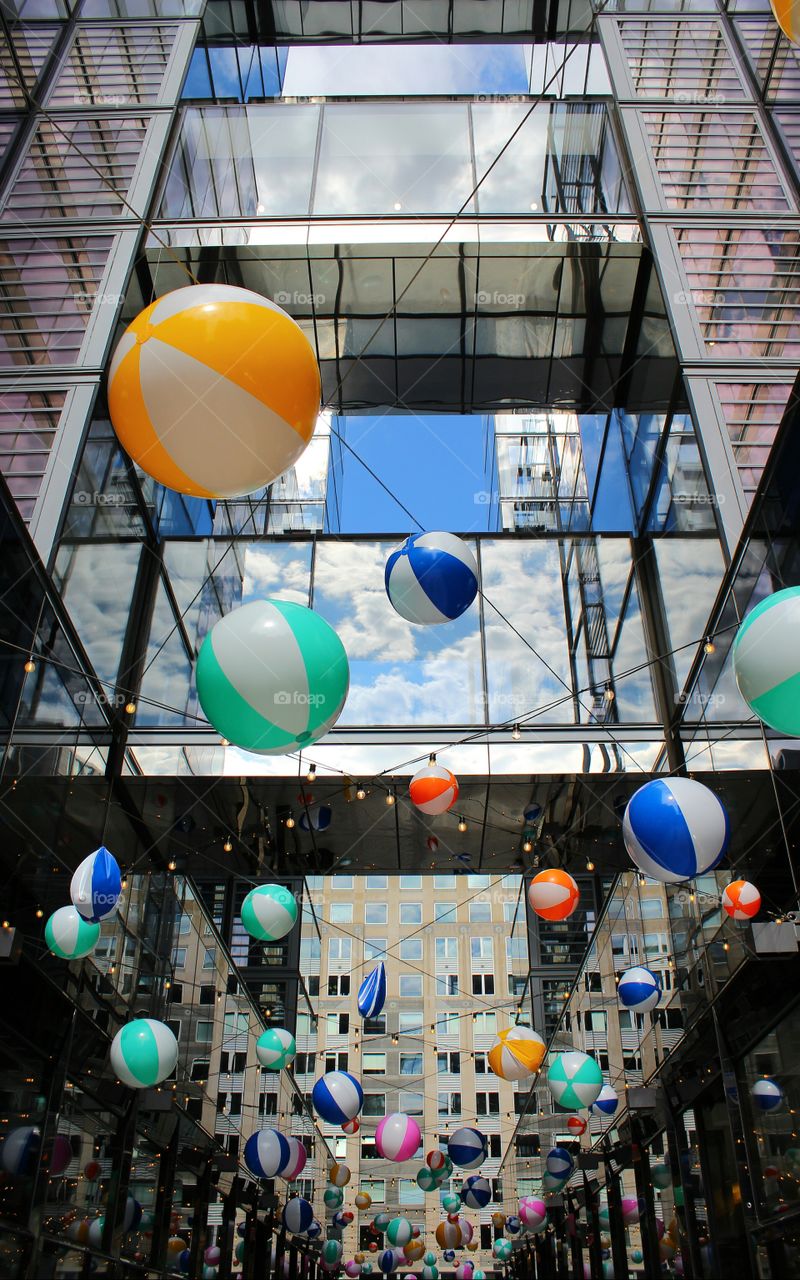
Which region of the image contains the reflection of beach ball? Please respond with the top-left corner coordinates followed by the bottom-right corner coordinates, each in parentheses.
top-left (505, 1215), bottom-right (521, 1235)
top-left (623, 778), bottom-right (729, 882)
top-left (494, 1239), bottom-right (513, 1260)
top-left (1, 1127), bottom-right (41, 1176)
top-left (378, 1250), bottom-right (396, 1274)
top-left (204, 1246), bottom-right (221, 1265)
top-left (492, 1211), bottom-right (506, 1229)
top-left (455, 1265), bottom-right (474, 1279)
top-left (652, 1162), bottom-right (672, 1189)
top-left (110, 1019), bottom-right (178, 1088)
top-left (542, 1171), bottom-right (566, 1193)
top-left (405, 1240), bottom-right (425, 1262)
top-left (441, 1192), bottom-right (461, 1214)
top-left (241, 883), bottom-right (298, 941)
top-left (528, 869), bottom-right (579, 921)
top-left (590, 1084), bottom-right (619, 1117)
top-left (45, 906), bottom-right (100, 960)
top-left (769, 0), bottom-right (800, 46)
top-left (333, 1210), bottom-right (353, 1230)
top-left (567, 1116), bottom-right (587, 1137)
top-left (329, 1162), bottom-right (351, 1187)
top-left (256, 1027), bottom-right (296, 1070)
top-left (602, 1263), bottom-right (615, 1279)
top-left (307, 1219), bottom-right (322, 1239)
top-left (618, 966), bottom-right (662, 1013)
top-left (732, 588), bottom-right (800, 735)
top-left (345, 1264), bottom-right (362, 1278)
top-left (519, 1198), bottom-right (547, 1231)
top-left (178, 1249), bottom-right (191, 1273)
top-left (752, 1078), bottom-right (784, 1112)
top-left (460, 1175), bottom-right (491, 1209)
top-left (197, 600), bottom-right (349, 755)
top-left (443, 1249), bottom-right (456, 1263)
top-left (235, 1241), bottom-right (245, 1263)
top-left (322, 1240), bottom-right (343, 1269)
top-left (88, 1219), bottom-right (106, 1249)
top-left (547, 1052), bottom-right (603, 1110)
top-left (343, 1117), bottom-right (360, 1135)
top-left (422, 1267), bottom-right (438, 1280)
top-left (409, 762), bottom-right (459, 815)
top-left (631, 1249), bottom-right (643, 1264)
top-left (283, 1197), bottom-right (313, 1234)
top-left (167, 1237), bottom-right (185, 1255)
top-left (243, 1129), bottom-right (290, 1179)
top-left (313, 1071), bottom-right (364, 1125)
top-left (375, 1113), bottom-right (421, 1162)
top-left (621, 1198), bottom-right (639, 1226)
top-left (108, 284), bottom-right (320, 498)
top-left (280, 1134), bottom-right (307, 1181)
top-left (70, 847), bottom-right (121, 922)
top-left (324, 1187), bottom-right (344, 1211)
top-left (299, 804), bottom-right (332, 833)
top-left (373, 1212), bottom-right (391, 1232)
top-left (417, 1166), bottom-right (442, 1193)
top-left (355, 1191), bottom-right (372, 1210)
top-left (545, 1146), bottom-right (574, 1181)
top-left (660, 1239), bottom-right (676, 1261)
top-left (721, 880), bottom-right (761, 921)
top-left (385, 532), bottom-right (478, 625)
top-left (67, 1220), bottom-right (90, 1245)
top-left (84, 1160), bottom-right (102, 1181)
top-left (448, 1127), bottom-right (487, 1169)
top-left (386, 1217), bottom-right (412, 1248)
top-left (488, 1025), bottom-right (546, 1081)
top-left (436, 1220), bottom-right (463, 1249)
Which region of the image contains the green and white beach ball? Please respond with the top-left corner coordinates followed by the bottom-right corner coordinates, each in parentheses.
top-left (256, 1027), bottom-right (296, 1070)
top-left (241, 884), bottom-right (298, 941)
top-left (110, 1019), bottom-right (178, 1088)
top-left (196, 599), bottom-right (349, 754)
top-left (45, 905), bottom-right (100, 959)
top-left (546, 1051), bottom-right (603, 1110)
top-left (733, 586), bottom-right (800, 736)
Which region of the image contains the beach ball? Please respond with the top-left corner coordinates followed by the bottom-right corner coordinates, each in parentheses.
top-left (256, 1027), bottom-right (296, 1070)
top-left (441, 1192), bottom-right (461, 1214)
top-left (519, 1198), bottom-right (547, 1231)
top-left (733, 587), bottom-right (800, 734)
top-left (280, 1134), bottom-right (307, 1181)
top-left (443, 1249), bottom-right (456, 1262)
top-left (494, 1239), bottom-right (513, 1261)
top-left (45, 906), bottom-right (100, 960)
top-left (631, 1249), bottom-right (643, 1264)
top-left (110, 1019), bottom-right (178, 1088)
top-left (166, 1236), bottom-right (185, 1255)
top-left (357, 962), bottom-right (387, 1019)
top-left (722, 880), bottom-right (761, 920)
top-left (1, 1127), bottom-right (42, 1176)
top-left (405, 1240), bottom-right (425, 1262)
top-left (488, 1025), bottom-right (546, 1081)
top-left (332, 1210), bottom-right (352, 1230)
top-left (197, 600), bottom-right (349, 755)
top-left (448, 1127), bottom-right (487, 1169)
top-left (67, 1219), bottom-right (90, 1245)
top-left (546, 1147), bottom-right (574, 1180)
top-left (492, 1212), bottom-right (506, 1229)
top-left (355, 1191), bottom-right (372, 1210)
top-left (618, 966), bottom-right (662, 1013)
top-left (379, 1250), bottom-right (398, 1275)
top-left (621, 1197), bottom-right (639, 1226)
top-left (542, 1171), bottom-right (567, 1193)
top-left (345, 1265), bottom-right (362, 1278)
top-left (547, 1052), bottom-right (603, 1110)
top-left (375, 1113), bottom-right (421, 1162)
top-left (422, 1268), bottom-right (438, 1280)
top-left (652, 1162), bottom-right (671, 1189)
top-left (752, 1078), bottom-right (784, 1111)
top-left (235, 1241), bottom-right (245, 1262)
top-left (322, 1240), bottom-right (343, 1268)
top-left (70, 846), bottom-right (121, 922)
top-left (204, 1246), bottom-right (221, 1265)
top-left (385, 531), bottom-right (478, 625)
top-left (623, 778), bottom-right (729, 882)
top-left (567, 1116), bottom-right (587, 1137)
top-left (324, 1186), bottom-right (344, 1211)
top-left (427, 1150), bottom-right (448, 1173)
top-left (455, 1265), bottom-right (474, 1279)
top-left (386, 1217), bottom-right (412, 1248)
top-left (373, 1212), bottom-right (391, 1232)
top-left (417, 1166), bottom-right (442, 1193)
top-left (436, 1220), bottom-right (463, 1249)
top-left (84, 1160), bottom-right (102, 1181)
top-left (507, 1215), bottom-right (522, 1235)
top-left (590, 1084), bottom-right (619, 1117)
top-left (427, 836), bottom-right (439, 852)
top-left (299, 803), bottom-right (332, 833)
top-left (528, 869), bottom-right (579, 921)
top-left (409, 762), bottom-right (459, 815)
top-left (241, 883), bottom-right (297, 941)
top-left (457, 1218), bottom-right (474, 1246)
top-left (473, 1273), bottom-right (486, 1279)
top-left (343, 1117), bottom-right (360, 1135)
top-left (307, 1219), bottom-right (322, 1239)
top-left (329, 1161), bottom-right (351, 1187)
top-left (283, 1197), bottom-right (313, 1234)
top-left (460, 1175), bottom-right (491, 1209)
top-left (313, 1069), bottom-right (364, 1125)
top-left (362, 1266), bottom-right (373, 1276)
top-left (108, 284), bottom-right (319, 498)
top-left (244, 1129), bottom-right (290, 1179)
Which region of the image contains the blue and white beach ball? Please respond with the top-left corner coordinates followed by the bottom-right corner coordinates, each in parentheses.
top-left (460, 1175), bottom-right (491, 1209)
top-left (110, 1019), bottom-right (178, 1088)
top-left (732, 587), bottom-right (800, 737)
top-left (448, 1127), bottom-right (487, 1170)
top-left (385, 532), bottom-right (478, 625)
top-left (618, 966), bottom-right (662, 1013)
top-left (312, 1071), bottom-right (364, 1125)
top-left (283, 1197), bottom-right (314, 1234)
top-left (0, 1126), bottom-right (40, 1175)
top-left (622, 778), bottom-right (730, 883)
top-left (545, 1147), bottom-right (574, 1181)
top-left (307, 1219), bottom-right (322, 1239)
top-left (752, 1078), bottom-right (784, 1112)
top-left (244, 1129), bottom-right (291, 1179)
top-left (358, 962), bottom-right (387, 1019)
top-left (45, 905), bottom-right (100, 960)
top-left (256, 1027), bottom-right (296, 1070)
top-left (196, 599), bottom-right (349, 754)
top-left (299, 804), bottom-right (332, 833)
top-left (590, 1084), bottom-right (619, 1117)
top-left (241, 883), bottom-right (298, 941)
top-left (70, 846), bottom-right (121, 922)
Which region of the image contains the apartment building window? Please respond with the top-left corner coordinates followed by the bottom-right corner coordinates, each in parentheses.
top-left (364, 1015), bottom-right (386, 1035)
top-left (437, 1052), bottom-right (460, 1074)
top-left (657, 1008), bottom-right (685, 1029)
top-left (365, 903), bottom-right (388, 924)
top-left (307, 976), bottom-right (320, 997)
top-left (508, 975), bottom-right (527, 997)
top-left (172, 948), bottom-right (186, 968)
top-left (584, 1011), bottom-right (607, 1032)
top-left (329, 938), bottom-right (351, 962)
top-left (363, 1052), bottom-right (386, 1075)
top-left (470, 937), bottom-right (493, 961)
top-left (488, 1135), bottom-right (502, 1158)
top-left (434, 903), bottom-right (456, 922)
top-left (506, 937), bottom-right (527, 961)
top-left (365, 938), bottom-right (387, 961)
top-left (584, 972), bottom-right (602, 992)
top-left (328, 975), bottom-right (351, 996)
top-left (467, 875), bottom-right (490, 888)
top-left (402, 876), bottom-right (422, 888)
top-left (473, 1012), bottom-right (497, 1034)
top-left (400, 903), bottom-right (422, 925)
top-left (332, 875), bottom-right (353, 889)
top-left (295, 1179), bottom-right (314, 1200)
top-left (474, 1052), bottom-right (488, 1073)
top-left (435, 938), bottom-right (458, 963)
top-left (330, 903), bottom-right (353, 924)
top-left (398, 1011), bottom-right (423, 1034)
top-left (361, 1137), bottom-right (379, 1160)
top-left (362, 1094), bottom-right (385, 1116)
top-left (366, 875), bottom-right (388, 890)
top-left (203, 947), bottom-right (216, 969)
top-left (325, 1052), bottom-right (349, 1073)
top-left (199, 985), bottom-right (215, 1005)
top-left (195, 1021), bottom-right (213, 1043)
top-left (472, 974), bottom-right (494, 995)
top-left (300, 937), bottom-right (321, 964)
top-left (220, 1051), bottom-right (247, 1073)
top-left (624, 1053), bottom-right (643, 1071)
top-left (399, 974), bottom-right (423, 999)
top-left (190, 1059), bottom-right (209, 1081)
top-left (169, 983), bottom-right (183, 1003)
top-left (476, 1091), bottom-right (500, 1116)
top-left (434, 874), bottom-right (456, 888)
top-left (436, 1013), bottom-right (460, 1037)
top-left (641, 897), bottom-right (664, 918)
top-left (504, 901), bottom-right (521, 922)
top-left (296, 1013), bottom-right (312, 1036)
top-left (400, 1053), bottom-right (423, 1075)
top-left (437, 973), bottom-right (459, 996)
top-left (438, 1091), bottom-right (462, 1116)
top-left (399, 1091), bottom-right (424, 1115)
top-left (399, 939), bottom-right (423, 961)
top-left (399, 1178), bottom-right (425, 1206)
top-left (645, 932), bottom-right (669, 957)
top-left (469, 900), bottom-right (492, 922)
top-left (258, 1093), bottom-right (278, 1116)
top-left (326, 1014), bottom-right (350, 1037)
top-left (618, 1010), bottom-right (645, 1031)
top-left (360, 1178), bottom-right (385, 1201)
top-left (294, 1053), bottom-right (316, 1075)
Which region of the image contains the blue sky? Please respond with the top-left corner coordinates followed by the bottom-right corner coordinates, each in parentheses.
top-left (337, 415), bottom-right (494, 534)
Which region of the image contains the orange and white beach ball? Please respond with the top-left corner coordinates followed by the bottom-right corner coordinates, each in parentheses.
top-left (721, 879), bottom-right (761, 921)
top-left (528, 869), bottom-right (580, 921)
top-left (409, 762), bottom-right (458, 815)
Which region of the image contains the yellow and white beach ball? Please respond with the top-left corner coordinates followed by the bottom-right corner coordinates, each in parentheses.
top-left (108, 284), bottom-right (320, 498)
top-left (488, 1025), bottom-right (546, 1081)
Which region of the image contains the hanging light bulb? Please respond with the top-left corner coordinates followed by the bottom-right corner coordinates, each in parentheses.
top-left (522, 838), bottom-right (533, 854)
top-left (124, 700), bottom-right (137, 715)
top-left (386, 789), bottom-right (396, 806)
top-left (356, 785), bottom-right (366, 800)
top-left (167, 859), bottom-right (177, 872)
top-left (512, 724), bottom-right (521, 741)
top-left (604, 682), bottom-right (615, 702)
top-left (306, 762), bottom-right (317, 782)
top-left (458, 817), bottom-right (467, 833)
top-left (23, 659), bottom-right (35, 673)
top-left (223, 837), bottom-right (233, 852)
top-left (704, 637), bottom-right (716, 654)
top-left (586, 859), bottom-right (595, 872)
top-left (35, 908), bottom-right (43, 919)
top-left (428, 752), bottom-right (437, 764)
top-left (220, 737), bottom-right (229, 747)
top-left (285, 815), bottom-right (295, 829)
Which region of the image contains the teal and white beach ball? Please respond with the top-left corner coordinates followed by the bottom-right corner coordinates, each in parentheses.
top-left (45, 906), bottom-right (100, 960)
top-left (241, 883), bottom-right (298, 941)
top-left (256, 1027), bottom-right (296, 1070)
top-left (547, 1051), bottom-right (603, 1110)
top-left (196, 599), bottom-right (349, 754)
top-left (110, 1019), bottom-right (178, 1088)
top-left (733, 587), bottom-right (800, 736)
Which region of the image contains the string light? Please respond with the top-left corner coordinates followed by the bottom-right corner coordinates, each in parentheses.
top-left (385, 789), bottom-right (396, 806)
top-left (458, 817), bottom-right (467, 833)
top-left (306, 762), bottom-right (316, 782)
top-left (124, 700), bottom-right (137, 715)
top-left (512, 724), bottom-right (521, 740)
top-left (356, 785), bottom-right (366, 800)
top-left (704, 637), bottom-right (716, 654)
top-left (223, 837), bottom-right (233, 852)
top-left (522, 838), bottom-right (533, 853)
top-left (220, 737), bottom-right (229, 747)
top-left (167, 859), bottom-right (177, 872)
top-left (604, 682), bottom-right (615, 702)
top-left (285, 815), bottom-right (296, 829)
top-left (586, 859), bottom-right (595, 872)
top-left (35, 908), bottom-right (43, 919)
top-left (23, 659), bottom-right (35, 673)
